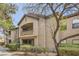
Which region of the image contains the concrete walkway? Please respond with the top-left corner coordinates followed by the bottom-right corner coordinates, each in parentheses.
top-left (0, 46), bottom-right (14, 56)
top-left (0, 46), bottom-right (25, 56)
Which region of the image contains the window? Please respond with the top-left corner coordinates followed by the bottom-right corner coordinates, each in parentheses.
top-left (23, 39), bottom-right (34, 45)
top-left (72, 19), bottom-right (79, 29)
top-left (60, 19), bottom-right (67, 31)
top-left (9, 40), bottom-right (11, 43)
top-left (8, 31), bottom-right (11, 35)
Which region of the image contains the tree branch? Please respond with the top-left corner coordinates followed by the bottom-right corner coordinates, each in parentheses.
top-left (54, 3), bottom-right (63, 11)
top-left (48, 3), bottom-right (59, 43)
top-left (57, 34), bottom-right (79, 46)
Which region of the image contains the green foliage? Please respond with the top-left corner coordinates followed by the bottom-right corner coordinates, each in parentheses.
top-left (3, 19), bottom-right (14, 29)
top-left (0, 4), bottom-right (16, 19)
top-left (6, 43), bottom-right (18, 51)
top-left (20, 45), bottom-right (49, 53)
top-left (60, 43), bottom-right (79, 48)
top-left (60, 19), bottom-right (67, 31)
top-left (0, 4), bottom-right (16, 35)
top-left (59, 43), bottom-right (79, 55)
top-left (59, 47), bottom-right (79, 56)
top-left (20, 45), bottom-right (33, 52)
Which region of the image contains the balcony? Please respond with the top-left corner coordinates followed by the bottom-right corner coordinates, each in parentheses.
top-left (21, 23), bottom-right (33, 35)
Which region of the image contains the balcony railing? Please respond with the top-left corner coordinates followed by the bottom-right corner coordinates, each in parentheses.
top-left (22, 30), bottom-right (33, 35)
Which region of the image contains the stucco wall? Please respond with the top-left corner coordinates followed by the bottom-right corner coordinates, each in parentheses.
top-left (38, 17), bottom-right (46, 48)
top-left (17, 14), bottom-right (79, 51)
top-left (59, 15), bottom-right (79, 43)
top-left (18, 16), bottom-right (39, 46)
top-left (11, 29), bottom-right (18, 42)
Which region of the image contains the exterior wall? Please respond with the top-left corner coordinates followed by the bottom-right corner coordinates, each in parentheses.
top-left (45, 16), bottom-right (60, 51)
top-left (18, 15), bottom-right (60, 51)
top-left (38, 17), bottom-right (46, 48)
top-left (59, 15), bottom-right (79, 43)
top-left (33, 17), bottom-right (39, 46)
top-left (19, 17), bottom-right (33, 37)
top-left (18, 16), bottom-right (39, 46)
top-left (10, 29), bottom-right (18, 43)
top-left (17, 14), bottom-right (79, 51)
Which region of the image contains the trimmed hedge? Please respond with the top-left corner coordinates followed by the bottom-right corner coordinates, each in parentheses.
top-left (60, 43), bottom-right (79, 48)
top-left (6, 43), bottom-right (18, 51)
top-left (59, 47), bottom-right (79, 56)
top-left (20, 45), bottom-right (49, 53)
top-left (59, 43), bottom-right (79, 56)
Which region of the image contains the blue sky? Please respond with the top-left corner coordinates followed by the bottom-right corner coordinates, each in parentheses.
top-left (12, 3), bottom-right (78, 27)
top-left (12, 3), bottom-right (26, 26)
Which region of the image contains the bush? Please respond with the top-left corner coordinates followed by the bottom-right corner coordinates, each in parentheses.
top-left (32, 46), bottom-right (45, 53)
top-left (43, 48), bottom-right (49, 53)
top-left (60, 43), bottom-right (79, 48)
top-left (20, 45), bottom-right (49, 53)
top-left (59, 47), bottom-right (79, 56)
top-left (6, 43), bottom-right (18, 51)
top-left (20, 45), bottom-right (33, 52)
top-left (59, 43), bottom-right (79, 55)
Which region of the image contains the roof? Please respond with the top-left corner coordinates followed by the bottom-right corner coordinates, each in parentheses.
top-left (18, 13), bottom-right (47, 25)
top-left (18, 14), bottom-right (26, 25)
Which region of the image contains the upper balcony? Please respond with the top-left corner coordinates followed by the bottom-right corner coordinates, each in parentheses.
top-left (21, 23), bottom-right (33, 35)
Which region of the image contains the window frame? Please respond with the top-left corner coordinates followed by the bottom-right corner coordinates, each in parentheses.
top-left (72, 19), bottom-right (79, 29)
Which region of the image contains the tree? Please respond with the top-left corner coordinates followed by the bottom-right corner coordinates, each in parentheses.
top-left (0, 3), bottom-right (17, 44)
top-left (24, 3), bottom-right (79, 55)
top-left (0, 3), bottom-right (16, 30)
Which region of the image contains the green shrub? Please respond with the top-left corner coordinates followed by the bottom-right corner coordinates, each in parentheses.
top-left (60, 43), bottom-right (79, 48)
top-left (59, 43), bottom-right (79, 55)
top-left (33, 46), bottom-right (44, 53)
top-left (20, 45), bottom-right (33, 52)
top-left (6, 43), bottom-right (17, 51)
top-left (59, 47), bottom-right (79, 56)
top-left (20, 45), bottom-right (49, 53)
top-left (42, 48), bottom-right (49, 53)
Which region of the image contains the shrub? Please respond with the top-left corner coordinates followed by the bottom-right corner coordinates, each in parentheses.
top-left (6, 43), bottom-right (17, 51)
top-left (20, 45), bottom-right (33, 52)
top-left (59, 47), bottom-right (79, 56)
top-left (42, 48), bottom-right (49, 53)
top-left (20, 45), bottom-right (49, 53)
top-left (33, 46), bottom-right (44, 53)
top-left (60, 43), bottom-right (79, 48)
top-left (59, 43), bottom-right (79, 55)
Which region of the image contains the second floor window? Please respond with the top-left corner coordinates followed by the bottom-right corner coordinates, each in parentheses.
top-left (72, 19), bottom-right (79, 29)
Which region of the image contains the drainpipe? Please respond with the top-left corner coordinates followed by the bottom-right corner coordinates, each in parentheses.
top-left (17, 27), bottom-right (20, 49)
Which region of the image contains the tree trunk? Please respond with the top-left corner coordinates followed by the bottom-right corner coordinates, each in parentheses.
top-left (53, 35), bottom-right (60, 56)
top-left (48, 3), bottom-right (60, 56)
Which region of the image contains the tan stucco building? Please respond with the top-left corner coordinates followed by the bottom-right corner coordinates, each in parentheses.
top-left (10, 12), bottom-right (79, 51)
top-left (17, 13), bottom-right (57, 51)
top-left (59, 12), bottom-right (79, 44)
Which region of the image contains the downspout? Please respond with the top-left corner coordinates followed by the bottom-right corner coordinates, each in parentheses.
top-left (17, 27), bottom-right (20, 49)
